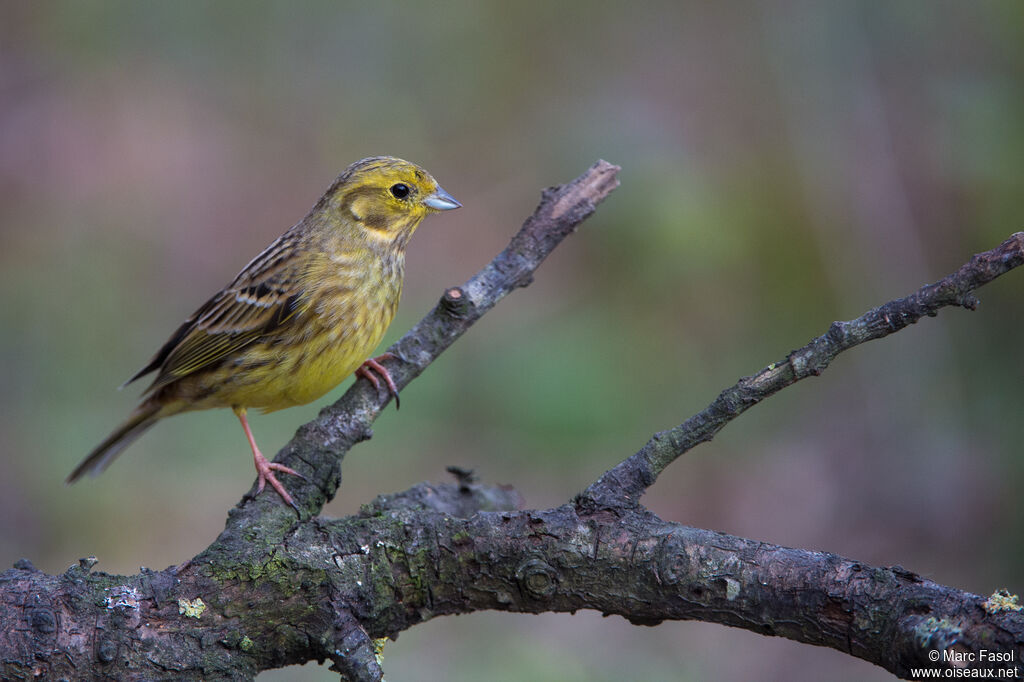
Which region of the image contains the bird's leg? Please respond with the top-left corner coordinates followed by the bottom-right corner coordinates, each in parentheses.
top-left (234, 407), bottom-right (303, 511)
top-left (356, 352), bottom-right (401, 409)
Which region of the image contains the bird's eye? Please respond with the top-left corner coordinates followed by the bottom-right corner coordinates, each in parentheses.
top-left (390, 183), bottom-right (410, 199)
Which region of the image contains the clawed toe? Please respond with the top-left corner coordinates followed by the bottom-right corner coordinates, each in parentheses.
top-left (357, 353), bottom-right (401, 409)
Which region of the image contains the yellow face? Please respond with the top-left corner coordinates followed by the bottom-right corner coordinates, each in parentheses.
top-left (328, 156), bottom-right (461, 240)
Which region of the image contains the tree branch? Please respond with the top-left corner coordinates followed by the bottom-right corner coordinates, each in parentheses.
top-left (2, 161), bottom-right (1022, 681)
top-left (581, 232), bottom-right (1024, 509)
top-left (327, 495), bottom-right (1024, 680)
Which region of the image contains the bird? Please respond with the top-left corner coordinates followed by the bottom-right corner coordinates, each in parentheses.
top-left (67, 156), bottom-right (461, 510)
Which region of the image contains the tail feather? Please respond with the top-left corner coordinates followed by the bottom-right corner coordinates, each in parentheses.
top-left (67, 403), bottom-right (162, 484)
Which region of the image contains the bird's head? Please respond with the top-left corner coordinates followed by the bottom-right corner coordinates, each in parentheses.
top-left (322, 156), bottom-right (460, 249)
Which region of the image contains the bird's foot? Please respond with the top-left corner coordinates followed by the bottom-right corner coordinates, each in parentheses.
top-left (253, 448), bottom-right (304, 512)
top-left (356, 353), bottom-right (401, 409)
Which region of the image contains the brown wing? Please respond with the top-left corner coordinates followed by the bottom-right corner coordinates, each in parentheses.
top-left (125, 232), bottom-right (308, 394)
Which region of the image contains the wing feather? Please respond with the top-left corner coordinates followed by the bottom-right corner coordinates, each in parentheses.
top-left (126, 232), bottom-right (316, 394)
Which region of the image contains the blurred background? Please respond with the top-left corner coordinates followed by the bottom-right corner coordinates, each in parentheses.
top-left (2, 1), bottom-right (1023, 680)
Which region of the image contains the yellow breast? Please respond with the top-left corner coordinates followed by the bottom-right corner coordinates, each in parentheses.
top-left (272, 293), bottom-right (397, 409)
top-left (179, 251), bottom-right (404, 413)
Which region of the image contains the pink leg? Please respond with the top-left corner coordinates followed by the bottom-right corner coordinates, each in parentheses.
top-left (235, 408), bottom-right (302, 511)
top-left (356, 352), bottom-right (401, 409)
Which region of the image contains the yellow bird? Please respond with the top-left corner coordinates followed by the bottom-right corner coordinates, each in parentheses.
top-left (67, 156), bottom-right (461, 509)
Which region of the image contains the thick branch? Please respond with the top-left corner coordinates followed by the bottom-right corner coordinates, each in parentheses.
top-left (0, 481), bottom-right (522, 682)
top-left (581, 232), bottom-right (1024, 508)
top-left (324, 497), bottom-right (1024, 680)
top-left (5, 482), bottom-right (1020, 680)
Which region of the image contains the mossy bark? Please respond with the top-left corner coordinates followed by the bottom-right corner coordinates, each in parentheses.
top-left (4, 481), bottom-right (1022, 680)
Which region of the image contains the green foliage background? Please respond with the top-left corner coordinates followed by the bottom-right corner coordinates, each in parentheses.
top-left (1, 2), bottom-right (1022, 680)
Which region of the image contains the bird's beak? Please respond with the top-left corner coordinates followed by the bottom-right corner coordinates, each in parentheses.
top-left (423, 186), bottom-right (462, 211)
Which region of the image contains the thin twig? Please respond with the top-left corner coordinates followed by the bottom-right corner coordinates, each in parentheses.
top-left (581, 232), bottom-right (1024, 508)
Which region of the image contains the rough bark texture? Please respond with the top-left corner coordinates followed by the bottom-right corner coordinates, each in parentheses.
top-left (2, 162), bottom-right (1022, 680)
